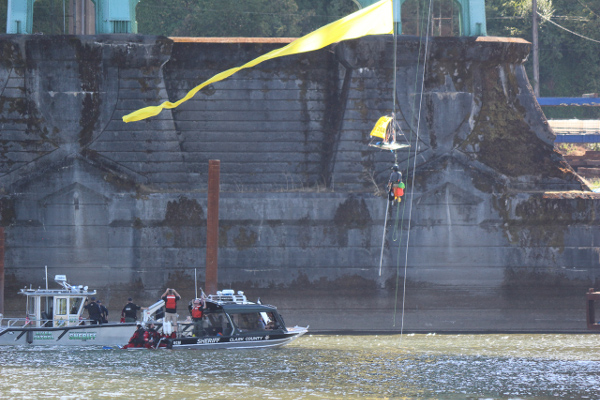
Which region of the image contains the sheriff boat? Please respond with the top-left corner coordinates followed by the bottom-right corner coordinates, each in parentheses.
top-left (140, 289), bottom-right (308, 350)
top-left (0, 275), bottom-right (135, 346)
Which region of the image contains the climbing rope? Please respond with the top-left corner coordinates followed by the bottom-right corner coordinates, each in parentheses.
top-left (378, 199), bottom-right (391, 276)
top-left (392, 0), bottom-right (434, 338)
top-left (392, 199), bottom-right (403, 241)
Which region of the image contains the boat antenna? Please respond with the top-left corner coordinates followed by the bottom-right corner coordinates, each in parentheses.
top-left (45, 265), bottom-right (48, 291)
top-left (194, 268), bottom-right (198, 299)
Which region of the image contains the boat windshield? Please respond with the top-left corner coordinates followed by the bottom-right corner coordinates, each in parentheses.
top-left (70, 298), bottom-right (83, 314)
top-left (228, 311), bottom-right (282, 333)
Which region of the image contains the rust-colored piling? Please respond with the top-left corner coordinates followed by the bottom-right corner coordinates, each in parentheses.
top-left (206, 160), bottom-right (220, 295)
top-left (586, 288), bottom-right (600, 331)
top-left (0, 227), bottom-right (4, 315)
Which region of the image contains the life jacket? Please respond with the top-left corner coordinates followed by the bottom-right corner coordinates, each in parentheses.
top-left (87, 302), bottom-right (101, 318)
top-left (165, 295), bottom-right (177, 310)
top-left (129, 328), bottom-right (145, 346)
top-left (123, 303), bottom-right (138, 319)
top-left (144, 328), bottom-right (160, 344)
top-left (191, 305), bottom-right (203, 319)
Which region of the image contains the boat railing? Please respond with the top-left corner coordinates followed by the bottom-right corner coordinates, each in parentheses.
top-left (143, 299), bottom-right (166, 323)
top-left (208, 290), bottom-right (252, 305)
top-left (0, 315), bottom-right (110, 328)
top-left (0, 316), bottom-right (33, 328)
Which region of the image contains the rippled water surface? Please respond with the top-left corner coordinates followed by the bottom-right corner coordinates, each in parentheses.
top-left (2, 334), bottom-right (600, 399)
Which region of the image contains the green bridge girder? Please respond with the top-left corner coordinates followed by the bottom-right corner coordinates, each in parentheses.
top-left (6, 0), bottom-right (141, 34)
top-left (6, 0), bottom-right (35, 34)
top-left (353, 0), bottom-right (487, 36)
top-left (91, 0), bottom-right (141, 34)
top-left (6, 0), bottom-right (486, 36)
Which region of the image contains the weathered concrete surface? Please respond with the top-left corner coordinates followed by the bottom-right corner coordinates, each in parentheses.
top-left (0, 34), bottom-right (598, 332)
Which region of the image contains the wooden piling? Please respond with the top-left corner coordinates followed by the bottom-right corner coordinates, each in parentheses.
top-left (0, 227), bottom-right (4, 315)
top-left (206, 160), bottom-right (220, 295)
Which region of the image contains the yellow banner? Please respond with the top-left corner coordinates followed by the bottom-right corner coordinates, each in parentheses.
top-left (123, 0), bottom-right (393, 123)
top-left (370, 115), bottom-right (393, 139)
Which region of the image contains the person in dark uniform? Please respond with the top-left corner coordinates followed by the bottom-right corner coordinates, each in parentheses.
top-left (121, 297), bottom-right (141, 323)
top-left (97, 300), bottom-right (109, 323)
top-left (84, 297), bottom-right (102, 325)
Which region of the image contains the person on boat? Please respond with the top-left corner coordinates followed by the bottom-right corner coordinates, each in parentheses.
top-left (144, 323), bottom-right (162, 348)
top-left (84, 297), bottom-right (102, 325)
top-left (97, 300), bottom-right (109, 324)
top-left (264, 312), bottom-right (278, 330)
top-left (124, 322), bottom-right (146, 348)
top-left (189, 298), bottom-right (205, 337)
top-left (121, 297), bottom-right (141, 323)
top-left (161, 288), bottom-right (181, 333)
top-left (387, 164), bottom-right (405, 203)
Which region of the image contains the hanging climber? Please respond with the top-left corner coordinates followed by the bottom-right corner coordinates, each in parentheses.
top-left (387, 164), bottom-right (405, 202)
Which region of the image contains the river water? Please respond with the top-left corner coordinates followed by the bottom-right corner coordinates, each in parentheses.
top-left (1, 334), bottom-right (599, 399)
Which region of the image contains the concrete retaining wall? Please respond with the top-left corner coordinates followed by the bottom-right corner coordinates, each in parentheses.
top-left (0, 34), bottom-right (598, 332)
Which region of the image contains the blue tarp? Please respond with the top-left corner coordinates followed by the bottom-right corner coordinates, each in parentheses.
top-left (538, 98), bottom-right (600, 106)
top-left (555, 134), bottom-right (600, 143)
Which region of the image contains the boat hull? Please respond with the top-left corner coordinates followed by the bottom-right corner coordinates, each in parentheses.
top-left (165, 327), bottom-right (308, 350)
top-left (0, 323), bottom-right (137, 347)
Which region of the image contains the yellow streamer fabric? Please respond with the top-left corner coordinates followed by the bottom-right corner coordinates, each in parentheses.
top-left (123, 0), bottom-right (393, 123)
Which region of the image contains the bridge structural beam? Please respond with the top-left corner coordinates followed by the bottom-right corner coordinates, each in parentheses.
top-left (456, 0), bottom-right (487, 36)
top-left (353, 0), bottom-right (486, 37)
top-left (6, 0), bottom-right (37, 34)
top-left (91, 0), bottom-right (141, 33)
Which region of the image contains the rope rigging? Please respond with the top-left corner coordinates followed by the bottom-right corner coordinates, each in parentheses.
top-left (367, 0), bottom-right (434, 336)
top-left (395, 0), bottom-right (434, 337)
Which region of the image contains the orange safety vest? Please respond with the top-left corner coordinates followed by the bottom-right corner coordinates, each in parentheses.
top-left (165, 295), bottom-right (177, 310)
top-left (191, 305), bottom-right (203, 319)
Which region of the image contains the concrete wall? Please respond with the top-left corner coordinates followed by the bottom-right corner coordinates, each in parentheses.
top-left (0, 34), bottom-right (598, 332)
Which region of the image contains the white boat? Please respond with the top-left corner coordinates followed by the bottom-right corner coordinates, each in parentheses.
top-left (127, 290), bottom-right (308, 350)
top-left (0, 275), bottom-right (135, 346)
top-left (0, 275), bottom-right (307, 349)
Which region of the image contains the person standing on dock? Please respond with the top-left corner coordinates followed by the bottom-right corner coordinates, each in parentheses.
top-left (161, 288), bottom-right (181, 333)
top-left (121, 297), bottom-right (141, 323)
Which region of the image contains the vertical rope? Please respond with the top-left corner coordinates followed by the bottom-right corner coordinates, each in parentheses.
top-left (378, 199), bottom-right (391, 276)
top-left (392, 20), bottom-right (398, 115)
top-left (397, 0), bottom-right (434, 340)
top-left (392, 0), bottom-right (425, 328)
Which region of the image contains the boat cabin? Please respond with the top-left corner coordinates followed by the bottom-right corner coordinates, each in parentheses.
top-left (18, 275), bottom-right (96, 328)
top-left (586, 288), bottom-right (600, 331)
top-left (175, 289), bottom-right (287, 338)
top-left (202, 303), bottom-right (285, 336)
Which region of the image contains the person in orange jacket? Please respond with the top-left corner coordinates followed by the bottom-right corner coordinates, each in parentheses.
top-left (161, 288), bottom-right (181, 333)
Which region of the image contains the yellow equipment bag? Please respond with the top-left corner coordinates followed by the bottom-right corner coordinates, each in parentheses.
top-left (370, 116), bottom-right (393, 139)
